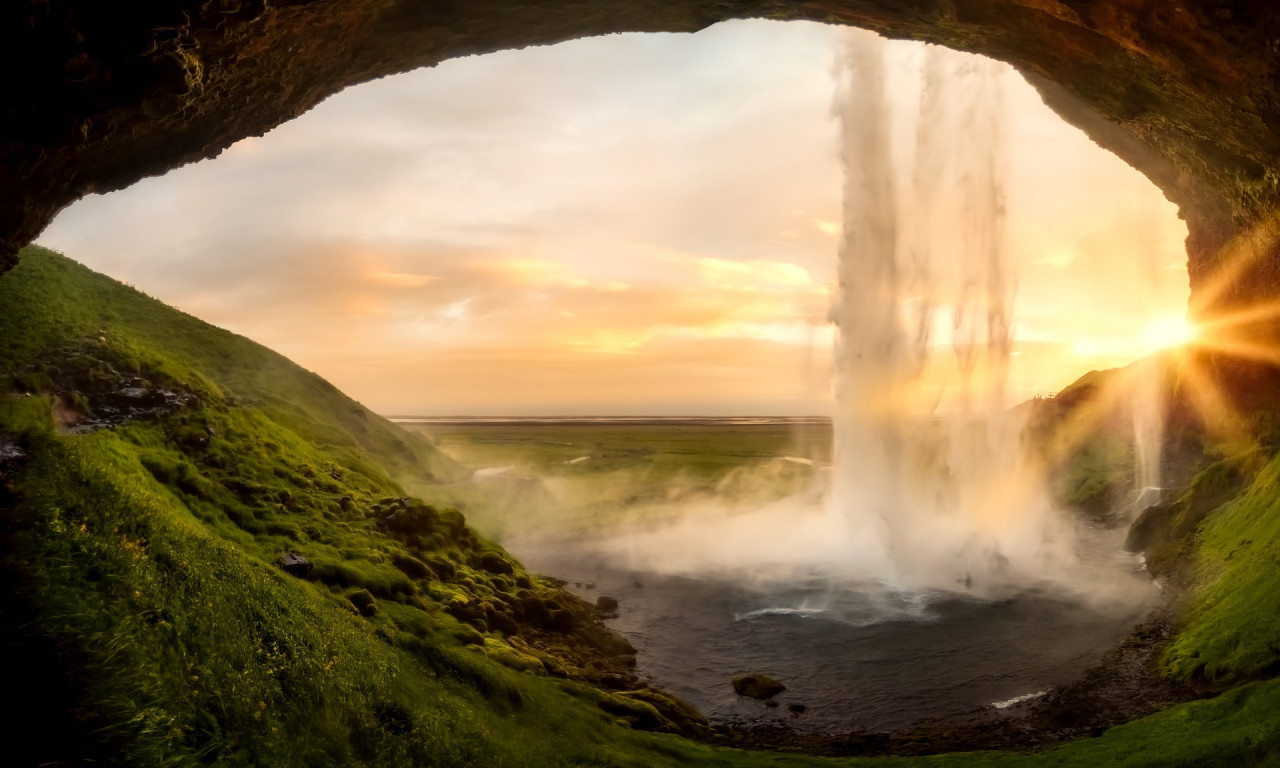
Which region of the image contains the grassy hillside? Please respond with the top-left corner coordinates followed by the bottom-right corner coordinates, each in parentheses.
top-left (0, 246), bottom-right (1278, 766)
top-left (1161, 451), bottom-right (1280, 683)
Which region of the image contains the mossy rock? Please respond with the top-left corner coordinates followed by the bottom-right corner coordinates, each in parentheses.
top-left (481, 638), bottom-right (546, 675)
top-left (391, 553), bottom-right (432, 580)
top-left (509, 637), bottom-right (569, 678)
top-left (1126, 457), bottom-right (1252, 578)
top-left (476, 550), bottom-right (514, 575)
top-left (347, 588), bottom-right (378, 617)
top-left (424, 553), bottom-right (456, 580)
top-left (621, 688), bottom-right (709, 737)
top-left (595, 692), bottom-right (672, 732)
top-left (452, 625), bottom-right (485, 646)
top-left (486, 610), bottom-right (519, 637)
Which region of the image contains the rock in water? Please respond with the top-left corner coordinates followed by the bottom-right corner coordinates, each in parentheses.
top-left (732, 674), bottom-right (786, 699)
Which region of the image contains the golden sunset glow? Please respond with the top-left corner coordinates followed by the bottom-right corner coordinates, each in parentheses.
top-left (1140, 314), bottom-right (1197, 354)
top-left (1026, 221), bottom-right (1280, 464)
top-left (37, 21), bottom-right (1189, 415)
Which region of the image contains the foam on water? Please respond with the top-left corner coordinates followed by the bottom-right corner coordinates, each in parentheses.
top-left (991, 690), bottom-right (1047, 710)
top-left (734, 606), bottom-right (828, 621)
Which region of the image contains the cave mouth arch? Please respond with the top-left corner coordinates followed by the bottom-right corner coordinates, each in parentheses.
top-left (5, 0), bottom-right (1279, 317)
top-left (37, 19), bottom-right (1190, 419)
top-left (5, 7), bottom-right (1269, 742)
top-left (34, 37), bottom-right (1190, 727)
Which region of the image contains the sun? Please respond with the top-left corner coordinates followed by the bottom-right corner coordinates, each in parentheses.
top-left (1140, 313), bottom-right (1197, 354)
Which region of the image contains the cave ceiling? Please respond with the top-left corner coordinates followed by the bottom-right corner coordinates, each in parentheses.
top-left (4, 1), bottom-right (1280, 308)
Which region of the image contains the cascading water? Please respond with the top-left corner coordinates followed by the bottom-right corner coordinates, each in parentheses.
top-left (1131, 200), bottom-right (1165, 511)
top-left (831, 31), bottom-right (1081, 594)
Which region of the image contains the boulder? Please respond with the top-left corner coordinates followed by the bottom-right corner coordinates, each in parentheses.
top-left (732, 673), bottom-right (785, 700)
top-left (482, 638), bottom-right (546, 675)
top-left (476, 550), bottom-right (514, 575)
top-left (391, 553), bottom-right (432, 580)
top-left (276, 551), bottom-right (312, 579)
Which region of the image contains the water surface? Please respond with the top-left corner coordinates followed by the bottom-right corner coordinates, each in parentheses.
top-left (518, 539), bottom-right (1154, 733)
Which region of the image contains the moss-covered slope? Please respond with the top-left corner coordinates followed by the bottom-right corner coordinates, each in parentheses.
top-left (0, 246), bottom-right (702, 766)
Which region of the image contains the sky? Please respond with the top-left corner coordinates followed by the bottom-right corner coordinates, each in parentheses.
top-left (37, 20), bottom-right (1189, 416)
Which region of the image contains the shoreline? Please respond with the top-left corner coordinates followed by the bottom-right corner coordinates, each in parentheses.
top-left (701, 592), bottom-right (1218, 757)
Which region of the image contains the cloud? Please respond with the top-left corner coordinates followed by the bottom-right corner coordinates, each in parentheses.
top-left (366, 271), bottom-right (440, 288)
top-left (696, 257), bottom-right (815, 289)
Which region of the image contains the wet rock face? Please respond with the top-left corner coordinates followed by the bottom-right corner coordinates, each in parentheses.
top-left (4, 1), bottom-right (1280, 308)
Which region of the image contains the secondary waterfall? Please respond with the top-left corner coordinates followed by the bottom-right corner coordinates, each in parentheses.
top-left (831, 32), bottom-right (1077, 593)
top-left (1131, 203), bottom-right (1165, 511)
top-left (1131, 347), bottom-right (1164, 511)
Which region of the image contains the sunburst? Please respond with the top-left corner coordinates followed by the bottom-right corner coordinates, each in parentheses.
top-left (1140, 313), bottom-right (1198, 354)
top-left (1030, 212), bottom-right (1280, 477)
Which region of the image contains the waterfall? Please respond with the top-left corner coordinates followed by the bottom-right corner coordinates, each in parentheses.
top-left (831, 31), bottom-right (1073, 593)
top-left (1131, 357), bottom-right (1164, 511)
top-left (1132, 201), bottom-right (1165, 511)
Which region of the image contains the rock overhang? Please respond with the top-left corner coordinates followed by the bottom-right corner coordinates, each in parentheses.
top-left (3, 0), bottom-right (1280, 314)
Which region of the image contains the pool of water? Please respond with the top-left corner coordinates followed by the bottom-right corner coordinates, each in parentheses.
top-left (516, 535), bottom-right (1155, 733)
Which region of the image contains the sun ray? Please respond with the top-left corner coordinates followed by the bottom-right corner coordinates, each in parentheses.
top-left (1028, 364), bottom-right (1140, 474)
top-left (1193, 301), bottom-right (1280, 338)
top-left (1172, 353), bottom-right (1257, 454)
top-left (1140, 313), bottom-right (1198, 354)
top-left (1188, 335), bottom-right (1280, 369)
top-left (1189, 209), bottom-right (1280, 320)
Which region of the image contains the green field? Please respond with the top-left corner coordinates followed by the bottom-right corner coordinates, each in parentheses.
top-left (403, 421), bottom-right (830, 540)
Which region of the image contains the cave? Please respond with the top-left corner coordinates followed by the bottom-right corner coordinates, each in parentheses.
top-left (4, 2), bottom-right (1280, 766)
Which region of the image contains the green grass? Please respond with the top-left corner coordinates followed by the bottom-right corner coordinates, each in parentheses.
top-left (4, 436), bottom-right (685, 767)
top-left (1, 245), bottom-right (1279, 766)
top-left (0, 246), bottom-right (702, 765)
top-left (417, 423), bottom-right (832, 474)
